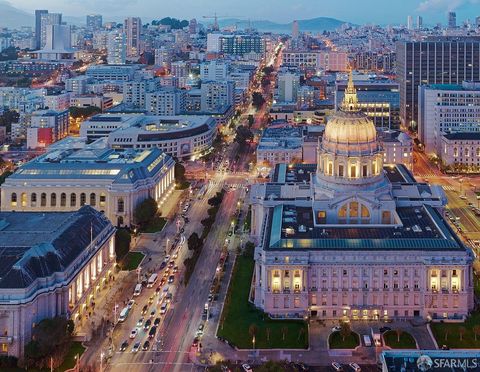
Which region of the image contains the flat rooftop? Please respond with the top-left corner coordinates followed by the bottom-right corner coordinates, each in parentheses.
top-left (265, 204), bottom-right (464, 251)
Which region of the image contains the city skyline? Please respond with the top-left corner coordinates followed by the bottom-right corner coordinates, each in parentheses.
top-left (8, 0), bottom-right (480, 25)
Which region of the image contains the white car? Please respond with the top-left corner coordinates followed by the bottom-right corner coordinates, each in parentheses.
top-left (127, 299), bottom-right (135, 309)
top-left (131, 342), bottom-right (140, 353)
top-left (129, 329), bottom-right (138, 339)
top-left (242, 363), bottom-right (253, 372)
top-left (349, 362), bottom-right (361, 372)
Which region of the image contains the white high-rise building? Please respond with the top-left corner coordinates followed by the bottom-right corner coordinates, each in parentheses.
top-left (123, 79), bottom-right (161, 109)
top-left (416, 16), bottom-right (423, 29)
top-left (107, 30), bottom-right (126, 64)
top-left (145, 88), bottom-right (186, 116)
top-left (154, 47), bottom-right (172, 69)
top-left (124, 17), bottom-right (141, 58)
top-left (40, 13), bottom-right (61, 49)
top-left (407, 15), bottom-right (413, 30)
top-left (200, 80), bottom-right (235, 112)
top-left (200, 60), bottom-right (229, 81)
top-left (276, 70), bottom-right (300, 103)
top-left (292, 20), bottom-right (299, 40)
top-left (206, 33), bottom-right (223, 53)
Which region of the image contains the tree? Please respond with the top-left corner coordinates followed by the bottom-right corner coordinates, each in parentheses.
top-left (473, 325), bottom-right (480, 341)
top-left (235, 125), bottom-right (253, 146)
top-left (134, 197), bottom-right (158, 227)
top-left (115, 228), bottom-right (131, 261)
top-left (69, 106), bottom-right (101, 119)
top-left (187, 232), bottom-right (203, 251)
top-left (458, 326), bottom-right (466, 341)
top-left (247, 114), bottom-right (254, 127)
top-left (395, 328), bottom-right (403, 343)
top-left (174, 162), bottom-right (187, 185)
top-left (340, 322), bottom-right (351, 342)
top-left (252, 92), bottom-right (266, 109)
top-left (0, 109), bottom-right (19, 133)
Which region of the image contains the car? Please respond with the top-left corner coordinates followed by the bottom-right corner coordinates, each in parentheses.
top-left (144, 319), bottom-right (152, 330)
top-left (168, 275), bottom-right (175, 284)
top-left (441, 345), bottom-right (450, 350)
top-left (192, 337), bottom-right (199, 347)
top-left (379, 326), bottom-right (391, 333)
top-left (149, 325), bottom-right (157, 338)
top-left (208, 294), bottom-right (214, 302)
top-left (150, 309), bottom-right (156, 318)
top-left (160, 302), bottom-right (168, 314)
top-left (173, 266), bottom-right (178, 273)
top-left (164, 255), bottom-right (170, 262)
top-left (132, 342), bottom-right (140, 353)
top-left (141, 304), bottom-right (148, 315)
top-left (130, 329), bottom-right (138, 339)
top-left (148, 295), bottom-right (155, 304)
top-left (242, 363), bottom-right (253, 372)
top-left (136, 318), bottom-right (144, 327)
top-left (142, 340), bottom-right (150, 351)
top-left (120, 340), bottom-right (129, 351)
top-left (156, 286), bottom-right (162, 294)
top-left (159, 278), bottom-right (167, 286)
top-left (127, 299), bottom-right (135, 309)
top-left (227, 231), bottom-right (233, 237)
top-left (154, 317), bottom-right (161, 326)
top-left (196, 323), bottom-right (205, 337)
top-left (172, 252), bottom-right (178, 259)
top-left (349, 362), bottom-right (361, 372)
top-left (331, 325), bottom-right (341, 332)
top-left (159, 261), bottom-right (167, 270)
top-left (165, 292), bottom-right (173, 303)
top-left (168, 260), bottom-right (175, 268)
top-left (331, 362), bottom-right (343, 371)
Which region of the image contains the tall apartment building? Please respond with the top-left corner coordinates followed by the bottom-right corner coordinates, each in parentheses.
top-left (154, 47), bottom-right (172, 69)
top-left (86, 14), bottom-right (102, 30)
top-left (171, 61), bottom-right (190, 88)
top-left (200, 60), bottom-right (229, 81)
top-left (107, 30), bottom-right (126, 64)
top-left (418, 81), bottom-right (480, 155)
top-left (200, 80), bottom-right (235, 112)
top-left (206, 33), bottom-right (265, 55)
top-left (34, 10), bottom-right (48, 50)
top-left (40, 12), bottom-right (62, 49)
top-left (276, 70), bottom-right (301, 103)
top-left (396, 39), bottom-right (480, 128)
top-left (123, 79), bottom-right (161, 109)
top-left (282, 50), bottom-right (349, 72)
top-left (124, 17), bottom-right (141, 58)
top-left (145, 88), bottom-right (186, 116)
top-left (27, 109), bottom-right (69, 149)
top-left (448, 12), bottom-right (457, 28)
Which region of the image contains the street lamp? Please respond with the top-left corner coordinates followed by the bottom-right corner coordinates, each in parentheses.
top-left (100, 352), bottom-right (104, 372)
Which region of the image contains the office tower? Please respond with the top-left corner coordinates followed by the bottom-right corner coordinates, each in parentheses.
top-left (418, 82), bottom-right (480, 155)
top-left (40, 12), bottom-right (62, 49)
top-left (292, 20), bottom-right (299, 39)
top-left (407, 15), bottom-right (413, 30)
top-left (86, 14), bottom-right (103, 30)
top-left (396, 39), bottom-right (480, 128)
top-left (189, 19), bottom-right (197, 34)
top-left (448, 12), bottom-right (456, 28)
top-left (416, 16), bottom-right (423, 29)
top-left (34, 10), bottom-right (48, 49)
top-left (124, 17), bottom-right (141, 58)
top-left (107, 30), bottom-right (126, 64)
top-left (276, 70), bottom-right (300, 103)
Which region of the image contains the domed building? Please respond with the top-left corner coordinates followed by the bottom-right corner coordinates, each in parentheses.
top-left (313, 73), bottom-right (395, 225)
top-left (248, 72), bottom-right (472, 322)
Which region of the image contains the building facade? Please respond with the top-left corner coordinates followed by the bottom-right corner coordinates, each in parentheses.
top-left (396, 39), bottom-right (480, 128)
top-left (0, 206), bottom-right (115, 358)
top-left (249, 75), bottom-right (474, 321)
top-left (124, 17), bottom-right (141, 58)
top-left (1, 138), bottom-right (175, 227)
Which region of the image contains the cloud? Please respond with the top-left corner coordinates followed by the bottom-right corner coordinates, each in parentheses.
top-left (417, 0), bottom-right (479, 12)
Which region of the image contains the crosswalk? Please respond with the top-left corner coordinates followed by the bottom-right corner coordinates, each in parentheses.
top-left (442, 185), bottom-right (456, 191)
top-left (417, 172), bottom-right (437, 178)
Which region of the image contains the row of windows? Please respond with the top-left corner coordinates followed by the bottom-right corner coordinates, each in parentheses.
top-left (10, 192), bottom-right (109, 208)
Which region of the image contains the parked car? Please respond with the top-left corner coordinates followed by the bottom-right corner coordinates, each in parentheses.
top-left (127, 299), bottom-right (135, 309)
top-left (332, 362), bottom-right (343, 371)
top-left (331, 325), bottom-right (341, 332)
top-left (242, 363), bottom-right (253, 372)
top-left (349, 362), bottom-right (361, 372)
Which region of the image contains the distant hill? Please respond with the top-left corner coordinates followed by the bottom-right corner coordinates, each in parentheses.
top-left (218, 17), bottom-right (352, 33)
top-left (0, 1), bottom-right (33, 29)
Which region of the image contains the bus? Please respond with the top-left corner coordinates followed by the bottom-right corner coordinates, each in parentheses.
top-left (147, 273), bottom-right (158, 288)
top-left (118, 307), bottom-right (130, 322)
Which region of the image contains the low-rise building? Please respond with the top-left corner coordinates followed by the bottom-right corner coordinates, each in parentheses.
top-left (379, 130), bottom-right (413, 170)
top-left (27, 109), bottom-right (69, 149)
top-left (69, 95), bottom-right (113, 111)
top-left (0, 206), bottom-right (115, 358)
top-left (1, 138), bottom-right (175, 227)
top-left (440, 132), bottom-right (480, 172)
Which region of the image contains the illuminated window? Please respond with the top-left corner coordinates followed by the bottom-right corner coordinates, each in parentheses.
top-left (90, 193), bottom-right (96, 206)
top-left (10, 193), bottom-right (17, 207)
top-left (328, 162), bottom-right (333, 175)
top-left (100, 193), bottom-right (106, 207)
top-left (21, 192), bottom-right (27, 207)
top-left (350, 165), bottom-right (356, 178)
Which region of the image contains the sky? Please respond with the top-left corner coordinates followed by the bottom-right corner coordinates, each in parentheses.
top-left (10, 0), bottom-right (480, 25)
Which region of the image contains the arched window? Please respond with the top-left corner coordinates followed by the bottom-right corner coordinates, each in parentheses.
top-left (89, 193), bottom-right (96, 206)
top-left (10, 193), bottom-right (17, 207)
top-left (51, 193), bottom-right (57, 207)
top-left (476, 148), bottom-right (480, 157)
top-left (60, 193), bottom-right (66, 207)
top-left (349, 202), bottom-right (358, 217)
top-left (362, 164), bottom-right (368, 177)
top-left (21, 192), bottom-right (27, 207)
top-left (31, 193), bottom-right (37, 207)
top-left (99, 193), bottom-right (106, 207)
top-left (361, 205), bottom-right (370, 218)
top-left (350, 165), bottom-right (356, 178)
top-left (454, 147), bottom-right (458, 157)
top-left (117, 198), bottom-right (125, 213)
top-left (70, 193), bottom-right (76, 207)
top-left (80, 193), bottom-right (86, 206)
top-left (465, 148), bottom-right (470, 157)
top-left (338, 164), bottom-right (344, 177)
top-left (117, 216), bottom-right (124, 226)
top-left (328, 162), bottom-right (333, 176)
top-left (338, 201), bottom-right (371, 224)
top-left (41, 193), bottom-right (47, 207)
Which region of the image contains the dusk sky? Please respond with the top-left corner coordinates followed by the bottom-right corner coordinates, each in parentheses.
top-left (11, 0), bottom-right (480, 25)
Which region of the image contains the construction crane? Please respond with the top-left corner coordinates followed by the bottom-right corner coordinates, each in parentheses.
top-left (202, 13), bottom-right (243, 31)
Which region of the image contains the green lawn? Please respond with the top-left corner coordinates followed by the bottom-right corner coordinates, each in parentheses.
top-left (140, 216), bottom-right (167, 233)
top-left (430, 311), bottom-right (480, 349)
top-left (217, 254), bottom-right (308, 349)
top-left (56, 342), bottom-right (85, 371)
top-left (329, 331), bottom-right (360, 349)
top-left (383, 330), bottom-right (417, 349)
top-left (119, 252), bottom-right (145, 271)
